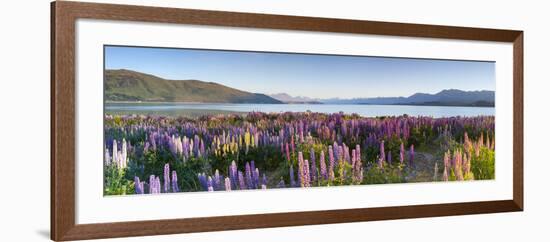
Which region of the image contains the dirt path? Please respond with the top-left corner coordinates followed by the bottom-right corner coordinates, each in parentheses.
top-left (407, 151), bottom-right (439, 182)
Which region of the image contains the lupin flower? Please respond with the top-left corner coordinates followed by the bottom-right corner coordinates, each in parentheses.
top-left (163, 163), bottom-right (170, 193)
top-left (134, 176), bottom-right (144, 194)
top-left (229, 160), bottom-right (238, 189)
top-left (289, 164), bottom-right (296, 187)
top-left (207, 176), bottom-right (214, 192)
top-left (121, 138), bottom-right (128, 168)
top-left (328, 146), bottom-right (335, 181)
top-left (104, 146), bottom-right (111, 165)
top-left (149, 175), bottom-right (161, 194)
top-left (198, 173), bottom-right (208, 191)
top-left (319, 150), bottom-right (327, 180)
top-left (310, 148), bottom-right (317, 182)
top-left (112, 140), bottom-right (118, 166)
top-left (303, 159), bottom-right (311, 187)
top-left (379, 140), bottom-right (385, 164)
top-left (143, 141), bottom-right (150, 154)
top-left (154, 176), bottom-right (161, 194)
top-left (298, 151), bottom-right (305, 187)
top-left (443, 151), bottom-right (450, 182)
top-left (238, 171), bottom-right (246, 190)
top-left (224, 177), bottom-right (231, 191)
top-left (171, 170), bottom-right (179, 193)
top-left (399, 142), bottom-right (405, 164)
top-left (453, 149), bottom-right (463, 181)
top-left (245, 162), bottom-right (253, 189)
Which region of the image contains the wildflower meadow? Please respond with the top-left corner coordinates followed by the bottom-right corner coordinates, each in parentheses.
top-left (104, 112), bottom-right (495, 195)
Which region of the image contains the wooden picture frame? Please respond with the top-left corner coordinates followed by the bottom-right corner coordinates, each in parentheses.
top-left (51, 1), bottom-right (523, 241)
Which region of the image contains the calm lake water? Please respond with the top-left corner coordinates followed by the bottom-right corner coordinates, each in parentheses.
top-left (105, 103), bottom-right (494, 118)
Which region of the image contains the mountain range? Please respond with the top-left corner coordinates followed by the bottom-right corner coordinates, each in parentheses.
top-left (105, 69), bottom-right (494, 107)
top-left (320, 89), bottom-right (494, 107)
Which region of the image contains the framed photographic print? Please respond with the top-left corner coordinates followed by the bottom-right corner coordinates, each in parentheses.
top-left (51, 1), bottom-right (523, 241)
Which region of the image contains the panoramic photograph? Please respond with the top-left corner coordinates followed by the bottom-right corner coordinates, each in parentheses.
top-left (103, 45), bottom-right (495, 196)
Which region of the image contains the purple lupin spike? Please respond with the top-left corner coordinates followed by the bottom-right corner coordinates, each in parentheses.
top-left (310, 148), bottom-right (317, 182)
top-left (245, 162), bottom-right (253, 189)
top-left (238, 171), bottom-right (246, 190)
top-left (289, 164), bottom-right (296, 187)
top-left (199, 138), bottom-right (206, 158)
top-left (304, 159), bottom-right (310, 187)
top-left (171, 170), bottom-right (179, 193)
top-left (207, 176), bottom-right (214, 192)
top-left (197, 173), bottom-right (208, 191)
top-left (379, 140), bottom-right (386, 163)
top-left (163, 163), bottom-right (170, 193)
top-left (319, 150), bottom-right (327, 180)
top-left (328, 146), bottom-right (335, 181)
top-left (155, 176), bottom-right (161, 194)
top-left (400, 142), bottom-right (405, 164)
top-left (134, 176), bottom-right (144, 194)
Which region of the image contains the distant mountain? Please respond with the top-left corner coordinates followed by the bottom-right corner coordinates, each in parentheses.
top-left (321, 89), bottom-right (495, 107)
top-left (269, 93), bottom-right (322, 104)
top-left (105, 69), bottom-right (283, 104)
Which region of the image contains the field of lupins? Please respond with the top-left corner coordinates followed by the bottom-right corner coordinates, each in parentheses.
top-left (103, 111), bottom-right (495, 195)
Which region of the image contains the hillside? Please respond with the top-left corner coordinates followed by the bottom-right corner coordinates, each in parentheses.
top-left (105, 69), bottom-right (283, 104)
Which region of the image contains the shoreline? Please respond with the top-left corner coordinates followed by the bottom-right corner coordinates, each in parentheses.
top-left (105, 101), bottom-right (495, 108)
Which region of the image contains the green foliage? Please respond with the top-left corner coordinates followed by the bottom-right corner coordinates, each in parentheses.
top-left (335, 161), bottom-right (354, 186)
top-left (471, 147), bottom-right (495, 180)
top-left (363, 164), bottom-right (406, 184)
top-left (408, 126), bottom-right (434, 147)
top-left (104, 165), bottom-right (133, 195)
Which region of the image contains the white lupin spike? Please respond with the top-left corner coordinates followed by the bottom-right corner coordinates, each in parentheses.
top-left (121, 138), bottom-right (128, 168)
top-left (112, 140), bottom-right (118, 165)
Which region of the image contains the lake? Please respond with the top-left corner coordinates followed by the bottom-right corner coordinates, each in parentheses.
top-left (105, 103), bottom-right (494, 118)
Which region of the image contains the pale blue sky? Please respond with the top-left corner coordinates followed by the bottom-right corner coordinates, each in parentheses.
top-left (105, 45), bottom-right (495, 99)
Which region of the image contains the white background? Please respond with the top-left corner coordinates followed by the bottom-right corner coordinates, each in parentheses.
top-left (0, 0), bottom-right (548, 241)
